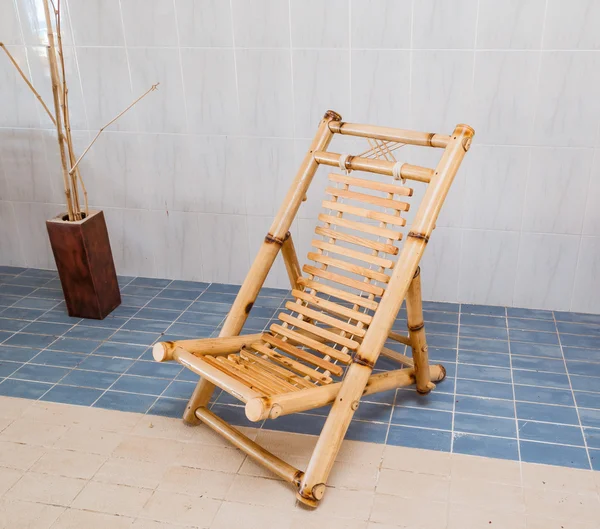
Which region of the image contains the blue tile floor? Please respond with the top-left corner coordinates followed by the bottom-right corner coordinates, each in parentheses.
top-left (1, 266), bottom-right (600, 471)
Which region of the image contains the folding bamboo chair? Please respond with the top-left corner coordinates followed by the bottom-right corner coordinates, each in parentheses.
top-left (153, 111), bottom-right (474, 507)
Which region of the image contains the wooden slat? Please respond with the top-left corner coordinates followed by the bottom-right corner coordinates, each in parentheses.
top-left (233, 355), bottom-right (298, 393)
top-left (202, 355), bottom-right (269, 396)
top-left (297, 276), bottom-right (378, 311)
top-left (270, 324), bottom-right (352, 363)
top-left (326, 187), bottom-right (410, 211)
top-left (329, 172), bottom-right (413, 196)
top-left (318, 214), bottom-right (402, 241)
top-left (292, 288), bottom-right (373, 325)
top-left (240, 349), bottom-right (314, 389)
top-left (218, 356), bottom-right (284, 395)
top-left (303, 265), bottom-right (384, 296)
top-left (322, 200), bottom-right (406, 227)
top-left (278, 312), bottom-right (359, 350)
top-left (285, 301), bottom-right (366, 338)
top-left (308, 252), bottom-right (390, 283)
top-left (312, 238), bottom-right (394, 269)
top-left (249, 342), bottom-right (333, 384)
top-left (262, 333), bottom-right (346, 374)
top-left (316, 226), bottom-right (398, 255)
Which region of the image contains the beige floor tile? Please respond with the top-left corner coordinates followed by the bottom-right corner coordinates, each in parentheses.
top-left (526, 514), bottom-right (600, 529)
top-left (0, 498), bottom-right (64, 529)
top-left (138, 490), bottom-right (221, 527)
top-left (294, 487), bottom-right (374, 521)
top-left (210, 501), bottom-right (293, 529)
top-left (450, 477), bottom-right (525, 513)
top-left (0, 467), bottom-right (22, 496)
top-left (291, 514), bottom-right (368, 529)
top-left (50, 509), bottom-right (134, 529)
top-left (158, 465), bottom-right (235, 499)
top-left (377, 467), bottom-right (450, 502)
top-left (0, 396), bottom-right (31, 420)
top-left (382, 445), bottom-right (451, 477)
top-left (71, 481), bottom-right (153, 517)
top-left (32, 449), bottom-right (106, 479)
top-left (370, 493), bottom-right (447, 528)
top-left (132, 416), bottom-right (197, 442)
top-left (521, 461), bottom-right (597, 496)
top-left (337, 438), bottom-right (385, 466)
top-left (0, 418), bottom-right (68, 447)
top-left (54, 425), bottom-right (124, 455)
top-left (366, 524), bottom-right (403, 529)
top-left (94, 458), bottom-right (169, 489)
top-left (450, 453), bottom-right (521, 486)
top-left (72, 406), bottom-right (141, 433)
top-left (5, 472), bottom-right (86, 506)
top-left (256, 429), bottom-right (317, 460)
top-left (113, 435), bottom-right (186, 464)
top-left (224, 474), bottom-right (296, 508)
top-left (328, 460), bottom-right (380, 491)
top-left (447, 502), bottom-right (527, 529)
top-left (0, 417), bottom-right (13, 434)
top-left (524, 488), bottom-right (600, 522)
top-left (177, 443), bottom-right (246, 473)
top-left (21, 401), bottom-right (89, 427)
top-left (0, 441), bottom-right (45, 470)
top-left (132, 520), bottom-right (201, 529)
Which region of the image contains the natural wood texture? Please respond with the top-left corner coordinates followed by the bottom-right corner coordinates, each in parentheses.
top-left (154, 114), bottom-right (474, 508)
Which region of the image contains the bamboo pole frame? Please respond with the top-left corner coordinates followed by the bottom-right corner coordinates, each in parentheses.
top-left (281, 232), bottom-right (302, 290)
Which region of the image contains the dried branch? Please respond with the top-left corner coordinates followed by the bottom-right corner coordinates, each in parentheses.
top-left (0, 42), bottom-right (56, 126)
top-left (69, 83), bottom-right (159, 176)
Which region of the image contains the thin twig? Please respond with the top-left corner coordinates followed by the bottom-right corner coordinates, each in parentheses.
top-left (0, 42), bottom-right (56, 126)
top-left (69, 83), bottom-right (159, 175)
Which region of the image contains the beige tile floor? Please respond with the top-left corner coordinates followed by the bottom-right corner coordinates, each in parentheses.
top-left (0, 396), bottom-right (599, 529)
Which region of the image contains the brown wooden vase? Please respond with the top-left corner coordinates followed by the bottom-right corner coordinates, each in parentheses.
top-left (46, 210), bottom-right (121, 319)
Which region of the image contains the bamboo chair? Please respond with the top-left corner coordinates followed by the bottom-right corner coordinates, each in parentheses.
top-left (153, 111), bottom-right (474, 507)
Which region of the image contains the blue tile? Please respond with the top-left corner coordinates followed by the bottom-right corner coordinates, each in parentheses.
top-left (64, 326), bottom-right (115, 341)
top-left (177, 312), bottom-right (225, 326)
top-left (454, 395), bottom-right (515, 418)
top-left (456, 379), bottom-right (513, 400)
top-left (60, 369), bottom-right (120, 389)
top-left (510, 342), bottom-right (562, 359)
top-left (157, 289), bottom-right (199, 301)
top-left (557, 321), bottom-right (600, 337)
top-left (147, 298), bottom-right (192, 311)
top-left (453, 434), bottom-right (519, 460)
top-left (4, 275), bottom-right (52, 287)
top-left (563, 347), bottom-right (600, 362)
top-left (514, 384), bottom-right (574, 406)
top-left (207, 283), bottom-right (241, 295)
top-left (516, 402), bottom-right (579, 425)
top-left (511, 356), bottom-right (566, 374)
top-left (246, 307), bottom-right (277, 319)
top-left (396, 389), bottom-right (455, 411)
top-left (518, 421), bottom-right (584, 446)
top-left (215, 391), bottom-right (240, 406)
top-left (168, 323), bottom-right (215, 338)
top-left (428, 347), bottom-right (458, 363)
top-left (136, 308), bottom-right (182, 322)
top-left (0, 266), bottom-right (27, 274)
top-left (0, 318), bottom-right (29, 332)
top-left (77, 316), bottom-right (128, 329)
top-left (458, 350), bottom-right (510, 368)
top-left (508, 318), bottom-right (556, 332)
top-left (28, 289), bottom-right (63, 300)
top-left (362, 388), bottom-right (396, 405)
top-left (41, 385), bottom-right (102, 406)
top-left (353, 402), bottom-right (393, 422)
top-left (570, 375), bottom-right (600, 393)
top-left (264, 412), bottom-right (325, 435)
top-left (31, 350), bottom-right (86, 368)
top-left (459, 337), bottom-right (509, 354)
top-left (187, 301), bottom-right (231, 315)
top-left (121, 295), bottom-right (153, 308)
top-left (22, 321), bottom-right (72, 336)
top-left (0, 346), bottom-right (40, 363)
top-left (461, 325), bottom-right (508, 341)
top-left (0, 307), bottom-right (45, 320)
top-left (0, 285), bottom-right (37, 296)
top-left (121, 285), bottom-right (161, 298)
top-left (560, 334), bottom-right (600, 349)
top-left (461, 304), bottom-right (505, 317)
top-left (254, 296), bottom-right (285, 309)
top-left (574, 391), bottom-right (600, 409)
top-left (78, 355), bottom-right (134, 374)
top-left (424, 311), bottom-right (459, 324)
top-left (423, 301), bottom-right (459, 313)
top-left (387, 425), bottom-right (451, 452)
top-left (109, 330), bottom-right (161, 346)
top-left (391, 407), bottom-right (452, 430)
top-left (21, 269), bottom-right (56, 278)
top-left (140, 348), bottom-right (154, 360)
top-left (122, 319), bottom-right (170, 333)
top-left (0, 361), bottom-right (22, 378)
top-left (591, 449), bottom-right (600, 470)
top-left (111, 306), bottom-right (143, 319)
top-left (199, 292), bottom-right (237, 304)
top-left (148, 397), bottom-right (187, 418)
top-left (93, 342), bottom-right (147, 359)
top-left (111, 375), bottom-right (171, 396)
top-left (426, 334), bottom-right (457, 349)
top-left (507, 307), bottom-right (554, 320)
top-left (554, 311), bottom-right (600, 325)
top-left (454, 413), bottom-right (516, 438)
top-left (167, 280), bottom-right (209, 291)
top-left (567, 361), bottom-right (600, 378)
top-left (579, 408), bottom-right (600, 428)
top-left (4, 333), bottom-right (56, 349)
top-left (94, 391), bottom-right (156, 413)
top-left (346, 420), bottom-right (388, 443)
top-left (584, 428), bottom-right (600, 449)
top-left (162, 380), bottom-right (196, 399)
top-left (130, 277), bottom-right (172, 288)
top-left (510, 329), bottom-right (559, 345)
top-left (117, 275), bottom-right (135, 286)
top-left (0, 378), bottom-right (51, 399)
top-left (0, 295), bottom-right (19, 307)
top-left (460, 314), bottom-right (506, 328)
top-left (512, 370), bottom-right (570, 389)
top-left (10, 363), bottom-right (69, 383)
top-left (520, 441), bottom-right (590, 469)
top-left (37, 311), bottom-right (82, 325)
top-left (48, 337), bottom-right (102, 354)
top-left (0, 330), bottom-right (14, 342)
top-left (126, 360), bottom-right (182, 379)
top-left (211, 403), bottom-right (258, 428)
top-left (458, 364), bottom-right (512, 383)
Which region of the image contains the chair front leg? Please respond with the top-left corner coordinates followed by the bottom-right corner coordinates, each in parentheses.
top-left (406, 266), bottom-right (435, 394)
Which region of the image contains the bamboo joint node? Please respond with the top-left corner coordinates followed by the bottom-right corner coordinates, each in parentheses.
top-left (407, 232), bottom-right (430, 243)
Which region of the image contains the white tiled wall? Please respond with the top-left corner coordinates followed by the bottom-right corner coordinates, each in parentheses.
top-left (1, 0), bottom-right (599, 313)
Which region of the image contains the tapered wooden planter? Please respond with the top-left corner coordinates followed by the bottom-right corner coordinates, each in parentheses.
top-left (46, 210), bottom-right (120, 319)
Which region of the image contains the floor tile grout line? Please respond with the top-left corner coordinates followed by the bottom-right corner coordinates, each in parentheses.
top-left (449, 303), bottom-right (461, 454)
top-left (553, 311), bottom-right (594, 470)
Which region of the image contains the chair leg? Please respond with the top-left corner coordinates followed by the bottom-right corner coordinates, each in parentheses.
top-left (182, 378), bottom-right (215, 425)
top-left (406, 266), bottom-right (435, 394)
